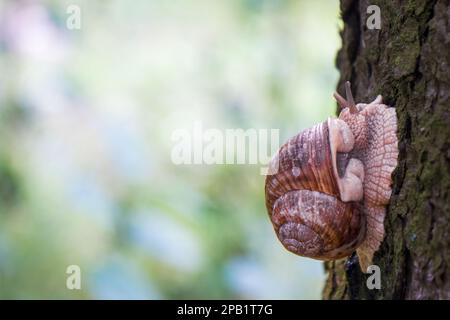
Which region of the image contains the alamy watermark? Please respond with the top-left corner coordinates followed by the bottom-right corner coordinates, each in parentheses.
top-left (171, 121), bottom-right (280, 175)
top-left (366, 5), bottom-right (381, 30)
top-left (366, 264), bottom-right (381, 290)
top-left (66, 265), bottom-right (81, 290)
top-left (66, 4), bottom-right (81, 30)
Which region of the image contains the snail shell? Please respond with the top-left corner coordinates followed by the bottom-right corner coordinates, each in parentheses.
top-left (265, 82), bottom-right (398, 271)
top-left (266, 118), bottom-right (366, 260)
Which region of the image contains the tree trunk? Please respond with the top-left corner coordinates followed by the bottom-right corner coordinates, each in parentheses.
top-left (323, 0), bottom-right (450, 299)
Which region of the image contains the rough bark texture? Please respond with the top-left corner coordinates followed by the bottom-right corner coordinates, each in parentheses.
top-left (323, 0), bottom-right (450, 299)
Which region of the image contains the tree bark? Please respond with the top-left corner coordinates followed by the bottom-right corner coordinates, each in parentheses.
top-left (323, 0), bottom-right (450, 299)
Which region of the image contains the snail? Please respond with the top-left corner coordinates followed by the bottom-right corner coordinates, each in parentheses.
top-left (265, 81), bottom-right (398, 272)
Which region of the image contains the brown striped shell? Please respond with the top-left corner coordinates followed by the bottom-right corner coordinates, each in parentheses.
top-left (265, 120), bottom-right (366, 260)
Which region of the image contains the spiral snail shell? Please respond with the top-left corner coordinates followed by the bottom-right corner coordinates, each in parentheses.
top-left (265, 82), bottom-right (398, 271)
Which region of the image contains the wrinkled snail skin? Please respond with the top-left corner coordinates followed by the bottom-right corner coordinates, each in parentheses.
top-left (265, 82), bottom-right (398, 272)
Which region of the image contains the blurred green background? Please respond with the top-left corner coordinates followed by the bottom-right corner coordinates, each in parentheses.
top-left (0, 0), bottom-right (341, 299)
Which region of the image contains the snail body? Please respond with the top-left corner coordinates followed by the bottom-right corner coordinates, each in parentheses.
top-left (265, 82), bottom-right (398, 271)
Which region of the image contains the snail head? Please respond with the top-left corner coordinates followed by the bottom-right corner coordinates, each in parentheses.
top-left (333, 81), bottom-right (369, 150)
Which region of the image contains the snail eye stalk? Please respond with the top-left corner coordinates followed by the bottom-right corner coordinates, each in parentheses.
top-left (345, 81), bottom-right (357, 114)
top-left (333, 81), bottom-right (358, 114)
